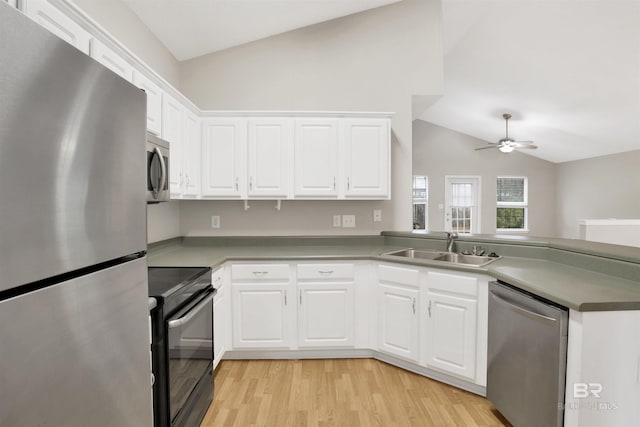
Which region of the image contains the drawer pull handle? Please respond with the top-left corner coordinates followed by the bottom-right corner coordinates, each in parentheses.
top-left (252, 271), bottom-right (268, 277)
top-left (428, 300), bottom-right (432, 318)
top-left (318, 270), bottom-right (334, 275)
top-left (412, 298), bottom-right (416, 315)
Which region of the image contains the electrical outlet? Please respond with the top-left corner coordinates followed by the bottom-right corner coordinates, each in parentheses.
top-left (373, 209), bottom-right (382, 222)
top-left (333, 215), bottom-right (341, 227)
top-left (342, 215), bottom-right (356, 228)
top-left (211, 215), bottom-right (221, 228)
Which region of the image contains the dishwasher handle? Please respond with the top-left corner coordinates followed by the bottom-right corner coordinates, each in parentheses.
top-left (490, 289), bottom-right (557, 324)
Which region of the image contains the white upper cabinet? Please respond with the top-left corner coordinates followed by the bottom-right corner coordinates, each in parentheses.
top-left (182, 110), bottom-right (201, 197)
top-left (343, 118), bottom-right (390, 198)
top-left (247, 118), bottom-right (291, 198)
top-left (23, 0), bottom-right (92, 54)
top-left (201, 118), bottom-right (247, 198)
top-left (294, 118), bottom-right (339, 198)
top-left (162, 94), bottom-right (184, 197)
top-left (132, 71), bottom-right (162, 136)
top-left (90, 39), bottom-right (134, 82)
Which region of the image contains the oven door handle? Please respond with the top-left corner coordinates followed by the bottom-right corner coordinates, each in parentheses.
top-left (168, 289), bottom-right (215, 329)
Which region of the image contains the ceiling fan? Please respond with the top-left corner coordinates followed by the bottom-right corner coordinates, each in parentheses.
top-left (475, 113), bottom-right (538, 153)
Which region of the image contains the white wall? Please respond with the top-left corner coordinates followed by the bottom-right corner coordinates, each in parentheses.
top-left (73, 0), bottom-right (180, 86)
top-left (556, 150), bottom-right (640, 239)
top-left (413, 120), bottom-right (557, 237)
top-left (178, 0), bottom-right (443, 236)
top-left (147, 202), bottom-right (180, 243)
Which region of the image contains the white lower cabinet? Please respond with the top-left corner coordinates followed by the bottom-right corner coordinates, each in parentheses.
top-left (421, 270), bottom-right (488, 385)
top-left (231, 264), bottom-right (293, 349)
top-left (212, 267), bottom-right (226, 369)
top-left (377, 265), bottom-right (420, 362)
top-left (226, 260), bottom-right (489, 391)
top-left (297, 264), bottom-right (355, 348)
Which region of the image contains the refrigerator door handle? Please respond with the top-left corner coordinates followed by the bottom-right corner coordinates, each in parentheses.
top-left (490, 290), bottom-right (557, 324)
top-left (168, 290), bottom-right (214, 329)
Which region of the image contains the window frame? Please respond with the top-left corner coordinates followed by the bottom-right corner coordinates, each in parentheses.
top-left (496, 176), bottom-right (528, 233)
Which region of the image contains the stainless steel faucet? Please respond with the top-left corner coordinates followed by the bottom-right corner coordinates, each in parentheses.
top-left (446, 232), bottom-right (459, 252)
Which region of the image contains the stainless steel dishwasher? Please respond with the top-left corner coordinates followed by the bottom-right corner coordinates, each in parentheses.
top-left (487, 281), bottom-right (569, 427)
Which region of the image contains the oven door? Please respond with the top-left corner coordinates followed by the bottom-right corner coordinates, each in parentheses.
top-left (167, 288), bottom-right (215, 425)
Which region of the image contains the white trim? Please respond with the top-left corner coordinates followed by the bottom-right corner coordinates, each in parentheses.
top-left (579, 219), bottom-right (640, 226)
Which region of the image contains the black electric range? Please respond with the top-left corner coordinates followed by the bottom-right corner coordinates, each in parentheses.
top-left (148, 266), bottom-right (215, 427)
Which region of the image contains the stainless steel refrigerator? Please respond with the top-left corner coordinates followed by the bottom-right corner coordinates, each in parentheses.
top-left (0, 4), bottom-right (152, 426)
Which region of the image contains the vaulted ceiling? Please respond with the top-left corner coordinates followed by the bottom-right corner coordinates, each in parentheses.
top-left (420, 0), bottom-right (640, 163)
top-left (122, 0), bottom-right (402, 60)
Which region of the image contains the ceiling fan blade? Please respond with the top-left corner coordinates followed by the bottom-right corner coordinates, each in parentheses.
top-left (513, 140), bottom-right (535, 144)
top-left (515, 145), bottom-right (538, 150)
top-left (475, 145), bottom-right (498, 151)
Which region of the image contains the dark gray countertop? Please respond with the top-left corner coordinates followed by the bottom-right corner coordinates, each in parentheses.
top-left (147, 234), bottom-right (640, 312)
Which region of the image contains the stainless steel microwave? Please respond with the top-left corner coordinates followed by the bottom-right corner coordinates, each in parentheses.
top-left (146, 133), bottom-right (170, 203)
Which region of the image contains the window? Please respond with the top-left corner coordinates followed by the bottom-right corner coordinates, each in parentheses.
top-left (412, 176), bottom-right (428, 230)
top-left (496, 177), bottom-right (528, 231)
top-left (445, 176), bottom-right (481, 234)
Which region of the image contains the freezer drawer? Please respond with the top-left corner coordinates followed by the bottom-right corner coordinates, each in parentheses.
top-left (487, 281), bottom-right (569, 427)
top-left (0, 257), bottom-right (152, 427)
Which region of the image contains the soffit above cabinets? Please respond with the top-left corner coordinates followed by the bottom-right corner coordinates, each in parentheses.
top-left (121, 0), bottom-right (402, 61)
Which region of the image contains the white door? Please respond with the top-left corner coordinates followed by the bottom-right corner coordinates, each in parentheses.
top-left (424, 290), bottom-right (477, 381)
top-left (132, 71), bottom-right (162, 136)
top-left (201, 118), bottom-right (246, 198)
top-left (294, 119), bottom-right (339, 197)
top-left (182, 110), bottom-right (201, 197)
top-left (162, 95), bottom-right (184, 197)
top-left (90, 39), bottom-right (134, 82)
top-left (343, 118), bottom-right (390, 198)
top-left (232, 284), bottom-right (292, 349)
top-left (444, 176), bottom-right (481, 234)
top-left (298, 282), bottom-right (354, 347)
top-left (23, 0), bottom-right (92, 54)
top-left (378, 283), bottom-right (419, 362)
top-left (247, 118), bottom-right (290, 198)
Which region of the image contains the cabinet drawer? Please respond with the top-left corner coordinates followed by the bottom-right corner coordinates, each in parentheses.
top-left (378, 264), bottom-right (419, 286)
top-left (232, 264), bottom-right (289, 280)
top-left (297, 263), bottom-right (354, 280)
top-left (212, 267), bottom-right (224, 290)
top-left (426, 271), bottom-right (478, 297)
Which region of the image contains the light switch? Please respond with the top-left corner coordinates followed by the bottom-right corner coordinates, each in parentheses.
top-left (373, 209), bottom-right (382, 222)
top-left (333, 215), bottom-right (341, 227)
top-left (211, 216), bottom-right (221, 228)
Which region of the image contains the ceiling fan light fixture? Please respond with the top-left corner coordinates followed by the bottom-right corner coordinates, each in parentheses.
top-left (499, 144), bottom-right (515, 153)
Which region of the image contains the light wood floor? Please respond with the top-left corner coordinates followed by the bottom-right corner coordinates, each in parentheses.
top-left (201, 359), bottom-right (511, 427)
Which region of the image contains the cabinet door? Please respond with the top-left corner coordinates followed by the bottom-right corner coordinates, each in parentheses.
top-left (23, 0), bottom-right (92, 54)
top-left (232, 283), bottom-right (292, 349)
top-left (90, 39), bottom-right (134, 82)
top-left (201, 119), bottom-right (246, 198)
top-left (182, 110), bottom-right (201, 197)
top-left (298, 282), bottom-right (354, 347)
top-left (132, 71), bottom-right (162, 136)
top-left (344, 118), bottom-right (390, 198)
top-left (294, 119), bottom-right (338, 197)
top-left (162, 95), bottom-right (184, 197)
top-left (247, 118), bottom-right (290, 198)
top-left (424, 290), bottom-right (477, 381)
top-left (378, 283), bottom-right (419, 362)
top-left (213, 290), bottom-right (224, 369)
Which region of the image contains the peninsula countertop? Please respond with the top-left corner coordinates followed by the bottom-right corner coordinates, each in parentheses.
top-left (147, 235), bottom-right (640, 312)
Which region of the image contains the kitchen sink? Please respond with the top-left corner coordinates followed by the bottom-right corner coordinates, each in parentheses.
top-left (382, 248), bottom-right (500, 267)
